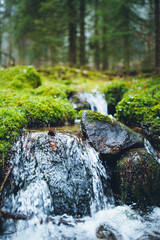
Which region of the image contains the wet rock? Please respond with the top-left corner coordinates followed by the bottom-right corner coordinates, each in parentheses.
top-left (96, 224), bottom-right (121, 240)
top-left (81, 110), bottom-right (144, 156)
top-left (117, 149), bottom-right (160, 207)
top-left (70, 93), bottom-right (91, 111)
top-left (9, 132), bottom-right (111, 217)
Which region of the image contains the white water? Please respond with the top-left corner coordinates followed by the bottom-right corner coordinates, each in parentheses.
top-left (79, 91), bottom-right (108, 115)
top-left (2, 205), bottom-right (160, 239)
top-left (144, 138), bottom-right (160, 164)
top-left (1, 132), bottom-right (160, 240)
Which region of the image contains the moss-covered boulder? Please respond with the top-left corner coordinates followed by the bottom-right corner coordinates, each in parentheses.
top-left (115, 76), bottom-right (160, 151)
top-left (81, 110), bottom-right (144, 157)
top-left (18, 96), bottom-right (77, 127)
top-left (104, 81), bottom-right (128, 115)
top-left (0, 66), bottom-right (41, 89)
top-left (34, 85), bottom-right (67, 99)
top-left (117, 149), bottom-right (160, 206)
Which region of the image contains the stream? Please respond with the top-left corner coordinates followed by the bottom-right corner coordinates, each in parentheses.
top-left (1, 92), bottom-right (160, 240)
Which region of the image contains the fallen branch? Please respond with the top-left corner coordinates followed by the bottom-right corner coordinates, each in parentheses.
top-left (0, 166), bottom-right (13, 192)
top-left (0, 209), bottom-right (32, 220)
top-left (0, 231), bottom-right (17, 236)
top-left (0, 209), bottom-right (85, 225)
top-left (0, 50), bottom-right (15, 66)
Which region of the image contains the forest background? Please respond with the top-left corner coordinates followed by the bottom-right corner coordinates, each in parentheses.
top-left (0, 0), bottom-right (159, 73)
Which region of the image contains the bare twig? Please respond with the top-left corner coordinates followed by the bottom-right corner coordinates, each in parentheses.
top-left (0, 166), bottom-right (13, 192)
top-left (0, 209), bottom-right (32, 220)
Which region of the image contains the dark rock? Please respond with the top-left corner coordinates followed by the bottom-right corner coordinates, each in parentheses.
top-left (117, 149), bottom-right (160, 207)
top-left (70, 93), bottom-right (91, 111)
top-left (81, 110), bottom-right (144, 156)
top-left (48, 130), bottom-right (56, 137)
top-left (96, 224), bottom-right (121, 240)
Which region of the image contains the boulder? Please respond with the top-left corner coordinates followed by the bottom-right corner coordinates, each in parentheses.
top-left (10, 132), bottom-right (111, 217)
top-left (70, 93), bottom-right (91, 111)
top-left (117, 149), bottom-right (160, 206)
top-left (81, 110), bottom-right (144, 156)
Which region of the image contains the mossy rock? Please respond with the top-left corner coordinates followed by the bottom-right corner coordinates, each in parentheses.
top-left (0, 66), bottom-right (41, 89)
top-left (18, 96), bottom-right (77, 127)
top-left (81, 110), bottom-right (143, 157)
top-left (104, 81), bottom-right (128, 114)
top-left (34, 85), bottom-right (67, 99)
top-left (0, 107), bottom-right (27, 173)
top-left (0, 93), bottom-right (77, 181)
top-left (117, 149), bottom-right (160, 207)
top-left (115, 94), bottom-right (160, 151)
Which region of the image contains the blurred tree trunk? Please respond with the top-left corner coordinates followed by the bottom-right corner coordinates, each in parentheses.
top-left (94, 0), bottom-right (100, 70)
top-left (124, 8), bottom-right (130, 72)
top-left (68, 0), bottom-right (77, 67)
top-left (124, 35), bottom-right (130, 72)
top-left (155, 0), bottom-right (160, 73)
top-left (102, 19), bottom-right (108, 71)
top-left (147, 0), bottom-right (153, 65)
top-left (80, 0), bottom-right (86, 66)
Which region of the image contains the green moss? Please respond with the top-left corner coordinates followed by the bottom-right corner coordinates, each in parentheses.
top-left (0, 89), bottom-right (77, 181)
top-left (85, 110), bottom-right (114, 125)
top-left (34, 85), bottom-right (67, 99)
top-left (0, 107), bottom-right (27, 165)
top-left (104, 81), bottom-right (128, 114)
top-left (117, 150), bottom-right (160, 207)
top-left (0, 66), bottom-right (41, 89)
top-left (40, 65), bottom-right (108, 94)
top-left (115, 77), bottom-right (160, 150)
top-left (20, 96), bottom-right (77, 127)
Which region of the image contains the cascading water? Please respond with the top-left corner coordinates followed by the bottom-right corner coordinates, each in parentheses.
top-left (79, 91), bottom-right (108, 115)
top-left (1, 131), bottom-right (114, 239)
top-left (144, 138), bottom-right (160, 163)
top-left (1, 130), bottom-right (160, 240)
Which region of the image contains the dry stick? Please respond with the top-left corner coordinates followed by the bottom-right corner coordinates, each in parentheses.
top-left (0, 209), bottom-right (32, 220)
top-left (0, 231), bottom-right (17, 236)
top-left (0, 209), bottom-right (85, 226)
top-left (0, 166), bottom-right (13, 192)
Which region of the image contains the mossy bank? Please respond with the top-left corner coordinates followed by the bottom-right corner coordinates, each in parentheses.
top-left (0, 66), bottom-right (77, 184)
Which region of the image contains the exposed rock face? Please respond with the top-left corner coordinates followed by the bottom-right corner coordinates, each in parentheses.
top-left (117, 149), bottom-right (160, 206)
top-left (81, 110), bottom-right (144, 156)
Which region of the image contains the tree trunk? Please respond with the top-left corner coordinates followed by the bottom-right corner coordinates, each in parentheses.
top-left (80, 0), bottom-right (86, 66)
top-left (68, 0), bottom-right (77, 67)
top-left (102, 22), bottom-right (108, 71)
top-left (124, 36), bottom-right (130, 72)
top-left (94, 0), bottom-right (100, 70)
top-left (155, 0), bottom-right (160, 73)
top-left (147, 0), bottom-right (153, 66)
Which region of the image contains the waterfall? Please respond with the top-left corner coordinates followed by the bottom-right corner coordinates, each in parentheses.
top-left (1, 131), bottom-right (114, 238)
top-left (144, 138), bottom-right (160, 163)
top-left (79, 92), bottom-right (108, 115)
